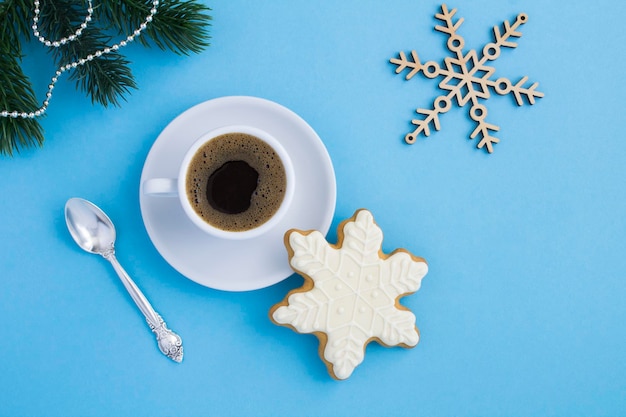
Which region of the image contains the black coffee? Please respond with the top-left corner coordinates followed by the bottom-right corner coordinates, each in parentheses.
top-left (206, 160), bottom-right (259, 214)
top-left (186, 132), bottom-right (287, 232)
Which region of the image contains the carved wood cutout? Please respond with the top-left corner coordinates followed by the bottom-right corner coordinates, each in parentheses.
top-left (390, 4), bottom-right (544, 153)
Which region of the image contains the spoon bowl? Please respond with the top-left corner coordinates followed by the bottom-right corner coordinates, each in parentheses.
top-left (65, 197), bottom-right (183, 363)
top-left (65, 198), bottom-right (116, 255)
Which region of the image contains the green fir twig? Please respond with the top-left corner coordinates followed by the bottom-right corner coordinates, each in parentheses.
top-left (0, 0), bottom-right (212, 157)
top-left (100, 0), bottom-right (212, 55)
top-left (0, 0), bottom-right (45, 156)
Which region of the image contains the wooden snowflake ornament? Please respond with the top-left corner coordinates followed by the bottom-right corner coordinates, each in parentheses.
top-left (270, 209), bottom-right (428, 380)
top-left (390, 4), bottom-right (544, 153)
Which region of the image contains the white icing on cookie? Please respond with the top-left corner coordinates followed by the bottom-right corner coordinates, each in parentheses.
top-left (272, 209), bottom-right (428, 380)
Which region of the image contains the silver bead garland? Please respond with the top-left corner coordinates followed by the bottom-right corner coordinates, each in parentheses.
top-left (0, 0), bottom-right (159, 119)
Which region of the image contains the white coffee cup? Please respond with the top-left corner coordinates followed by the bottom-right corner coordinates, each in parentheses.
top-left (142, 125), bottom-right (295, 240)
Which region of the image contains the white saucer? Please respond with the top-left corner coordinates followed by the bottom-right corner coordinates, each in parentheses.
top-left (139, 96), bottom-right (336, 291)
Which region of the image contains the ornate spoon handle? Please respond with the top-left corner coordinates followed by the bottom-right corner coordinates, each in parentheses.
top-left (104, 250), bottom-right (183, 363)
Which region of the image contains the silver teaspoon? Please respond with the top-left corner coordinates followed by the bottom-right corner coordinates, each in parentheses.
top-left (64, 197), bottom-right (183, 363)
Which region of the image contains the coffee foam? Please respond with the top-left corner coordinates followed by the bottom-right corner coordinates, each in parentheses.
top-left (185, 132), bottom-right (287, 232)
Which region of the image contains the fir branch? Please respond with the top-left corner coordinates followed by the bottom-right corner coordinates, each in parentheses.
top-left (0, 117), bottom-right (44, 157)
top-left (0, 54), bottom-right (45, 156)
top-left (72, 53), bottom-right (137, 107)
top-left (100, 0), bottom-right (212, 55)
top-left (34, 0), bottom-right (91, 40)
top-left (0, 0), bottom-right (212, 157)
top-left (0, 0), bottom-right (33, 55)
top-left (36, 0), bottom-right (137, 107)
top-left (0, 0), bottom-right (45, 156)
top-left (55, 28), bottom-right (138, 107)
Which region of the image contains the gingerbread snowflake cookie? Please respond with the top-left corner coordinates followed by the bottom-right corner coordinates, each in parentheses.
top-left (270, 209), bottom-right (428, 380)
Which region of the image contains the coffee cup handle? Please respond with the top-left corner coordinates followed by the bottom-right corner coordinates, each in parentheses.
top-left (142, 178), bottom-right (179, 197)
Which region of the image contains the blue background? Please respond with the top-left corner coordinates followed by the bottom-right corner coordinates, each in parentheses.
top-left (1, 1), bottom-right (625, 416)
